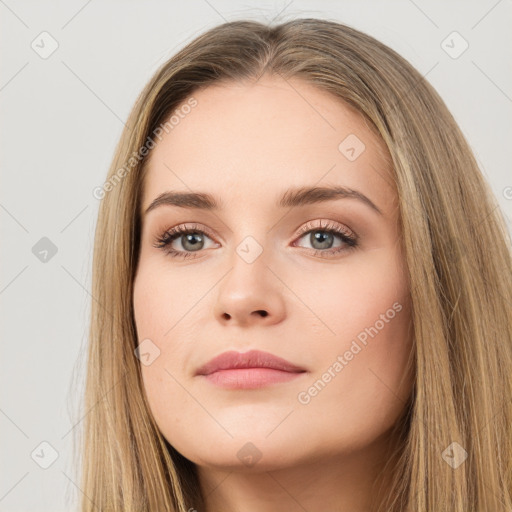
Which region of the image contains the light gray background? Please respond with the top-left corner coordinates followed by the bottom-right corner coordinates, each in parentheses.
top-left (1, 1), bottom-right (511, 510)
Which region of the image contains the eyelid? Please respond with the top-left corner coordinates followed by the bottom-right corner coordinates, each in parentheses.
top-left (294, 219), bottom-right (356, 240)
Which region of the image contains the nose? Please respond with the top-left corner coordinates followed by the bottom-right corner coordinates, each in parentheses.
top-left (213, 248), bottom-right (286, 327)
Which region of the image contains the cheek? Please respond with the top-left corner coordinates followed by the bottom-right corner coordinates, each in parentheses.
top-left (133, 260), bottom-right (204, 337)
top-left (133, 265), bottom-right (209, 432)
top-left (290, 253), bottom-right (413, 431)
top-left (291, 251), bottom-right (408, 346)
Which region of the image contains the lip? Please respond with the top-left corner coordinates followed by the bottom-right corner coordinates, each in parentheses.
top-left (195, 349), bottom-right (307, 389)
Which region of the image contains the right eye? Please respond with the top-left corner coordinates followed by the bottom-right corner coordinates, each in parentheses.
top-left (153, 223), bottom-right (219, 259)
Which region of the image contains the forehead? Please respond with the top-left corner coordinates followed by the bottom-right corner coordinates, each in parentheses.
top-left (141, 75), bottom-right (395, 213)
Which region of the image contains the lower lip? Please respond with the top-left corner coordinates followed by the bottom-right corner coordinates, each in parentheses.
top-left (200, 368), bottom-right (305, 389)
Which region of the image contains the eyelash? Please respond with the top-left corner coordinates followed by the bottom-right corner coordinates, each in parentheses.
top-left (152, 220), bottom-right (359, 260)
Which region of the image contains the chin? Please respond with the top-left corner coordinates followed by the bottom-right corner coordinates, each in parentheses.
top-left (183, 435), bottom-right (317, 473)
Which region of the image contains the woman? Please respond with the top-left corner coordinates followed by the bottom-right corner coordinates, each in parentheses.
top-left (79, 18), bottom-right (512, 511)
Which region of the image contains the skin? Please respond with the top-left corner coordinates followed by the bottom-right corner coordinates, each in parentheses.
top-left (133, 74), bottom-right (414, 512)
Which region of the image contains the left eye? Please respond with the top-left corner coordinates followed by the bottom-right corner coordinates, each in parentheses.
top-left (291, 221), bottom-right (358, 257)
top-left (295, 228), bottom-right (353, 251)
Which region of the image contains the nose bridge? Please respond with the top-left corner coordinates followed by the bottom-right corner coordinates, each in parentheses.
top-left (226, 232), bottom-right (270, 291)
top-left (235, 232), bottom-right (267, 266)
top-left (222, 202), bottom-right (273, 269)
top-left (223, 203), bottom-right (293, 286)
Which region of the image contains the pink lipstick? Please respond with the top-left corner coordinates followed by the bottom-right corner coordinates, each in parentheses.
top-left (195, 349), bottom-right (307, 389)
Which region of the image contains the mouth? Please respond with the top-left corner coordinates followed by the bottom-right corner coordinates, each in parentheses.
top-left (195, 349), bottom-right (307, 389)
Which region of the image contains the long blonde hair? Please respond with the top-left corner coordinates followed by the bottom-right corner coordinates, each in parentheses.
top-left (76, 18), bottom-right (512, 511)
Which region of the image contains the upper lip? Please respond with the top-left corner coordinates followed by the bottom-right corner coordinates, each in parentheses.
top-left (195, 349), bottom-right (306, 376)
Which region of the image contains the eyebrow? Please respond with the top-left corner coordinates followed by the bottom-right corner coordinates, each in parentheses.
top-left (144, 185), bottom-right (383, 216)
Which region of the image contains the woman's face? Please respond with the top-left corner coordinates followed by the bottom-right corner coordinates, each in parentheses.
top-left (133, 75), bottom-right (413, 473)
